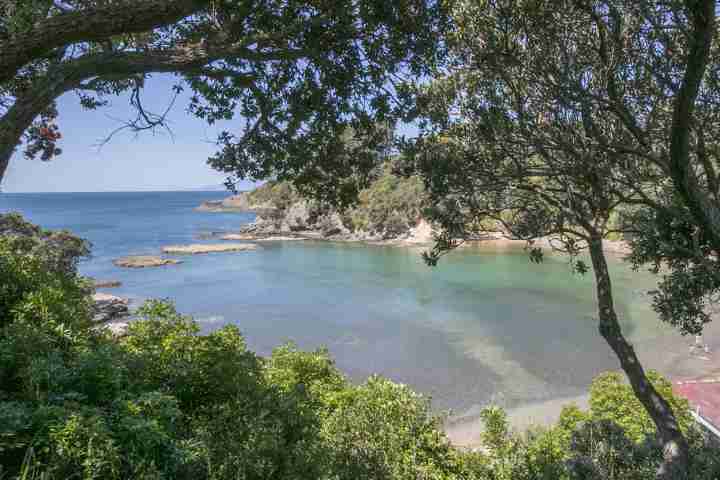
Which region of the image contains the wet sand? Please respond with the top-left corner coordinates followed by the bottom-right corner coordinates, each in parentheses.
top-left (446, 316), bottom-right (720, 448)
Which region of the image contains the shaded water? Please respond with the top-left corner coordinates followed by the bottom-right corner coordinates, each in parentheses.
top-left (1, 191), bottom-right (698, 416)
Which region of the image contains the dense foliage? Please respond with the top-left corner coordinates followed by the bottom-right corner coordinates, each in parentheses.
top-left (0, 213), bottom-right (90, 277)
top-left (468, 372), bottom-right (720, 480)
top-left (349, 164), bottom-right (427, 237)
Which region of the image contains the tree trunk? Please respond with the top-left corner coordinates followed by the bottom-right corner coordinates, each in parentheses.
top-left (668, 0), bottom-right (720, 251)
top-left (588, 236), bottom-right (689, 479)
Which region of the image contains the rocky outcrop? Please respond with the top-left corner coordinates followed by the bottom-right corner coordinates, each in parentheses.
top-left (161, 243), bottom-right (259, 254)
top-left (280, 201), bottom-right (311, 231)
top-left (221, 207), bottom-right (432, 245)
top-left (92, 293), bottom-right (129, 324)
top-left (197, 174), bottom-right (431, 244)
top-left (114, 255), bottom-right (182, 268)
top-left (225, 203), bottom-right (359, 241)
top-left (91, 293), bottom-right (132, 338)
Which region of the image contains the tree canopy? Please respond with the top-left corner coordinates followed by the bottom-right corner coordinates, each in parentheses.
top-left (0, 0), bottom-right (446, 204)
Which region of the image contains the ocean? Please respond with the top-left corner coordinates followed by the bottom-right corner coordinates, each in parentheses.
top-left (1, 190), bottom-right (705, 418)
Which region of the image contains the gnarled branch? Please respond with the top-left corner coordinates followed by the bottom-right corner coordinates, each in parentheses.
top-left (0, 0), bottom-right (210, 84)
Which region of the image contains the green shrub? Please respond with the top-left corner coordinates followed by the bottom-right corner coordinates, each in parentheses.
top-left (349, 165), bottom-right (427, 236)
top-left (47, 412), bottom-right (121, 480)
top-left (0, 239), bottom-right (91, 333)
top-left (321, 376), bottom-right (462, 479)
top-left (0, 213), bottom-right (90, 277)
top-left (470, 372), bottom-right (719, 480)
top-left (247, 181), bottom-right (300, 211)
top-left (588, 371), bottom-right (693, 443)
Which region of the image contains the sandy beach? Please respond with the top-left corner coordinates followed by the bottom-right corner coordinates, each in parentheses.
top-left (445, 315), bottom-right (720, 448)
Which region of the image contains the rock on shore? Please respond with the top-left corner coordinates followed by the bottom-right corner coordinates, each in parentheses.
top-left (161, 243), bottom-right (259, 255)
top-left (91, 293), bottom-right (131, 337)
top-left (99, 320), bottom-right (131, 338)
top-left (113, 255), bottom-right (182, 268)
top-left (221, 211), bottom-right (435, 246)
top-left (92, 293), bottom-right (129, 323)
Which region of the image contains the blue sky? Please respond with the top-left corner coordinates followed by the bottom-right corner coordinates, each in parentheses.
top-left (3, 75), bottom-right (252, 193)
top-left (3, 74), bottom-right (418, 193)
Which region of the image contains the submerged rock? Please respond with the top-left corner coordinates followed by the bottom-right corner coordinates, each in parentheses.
top-left (92, 279), bottom-right (122, 288)
top-left (161, 243), bottom-right (259, 255)
top-left (113, 255), bottom-right (182, 268)
top-left (220, 233), bottom-right (307, 242)
top-left (92, 293), bottom-right (129, 324)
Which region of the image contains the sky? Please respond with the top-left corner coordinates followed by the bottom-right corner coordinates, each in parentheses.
top-left (3, 74), bottom-right (419, 193)
top-left (3, 75), bottom-right (253, 193)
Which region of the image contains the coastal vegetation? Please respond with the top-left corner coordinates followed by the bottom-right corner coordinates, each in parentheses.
top-left (238, 164), bottom-right (427, 240)
top-left (1, 216), bottom-right (720, 479)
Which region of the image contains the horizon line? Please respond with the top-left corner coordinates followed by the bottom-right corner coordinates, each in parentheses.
top-left (0, 189), bottom-right (245, 194)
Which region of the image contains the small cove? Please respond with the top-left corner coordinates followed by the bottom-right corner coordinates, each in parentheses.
top-left (3, 190), bottom-right (717, 424)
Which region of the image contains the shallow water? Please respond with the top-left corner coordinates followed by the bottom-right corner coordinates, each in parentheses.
top-left (1, 191), bottom-right (704, 416)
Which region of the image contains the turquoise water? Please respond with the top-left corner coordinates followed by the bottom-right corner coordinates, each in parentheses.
top-left (1, 191), bottom-right (677, 414)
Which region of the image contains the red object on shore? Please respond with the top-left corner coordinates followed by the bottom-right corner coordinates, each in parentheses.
top-left (673, 379), bottom-right (720, 431)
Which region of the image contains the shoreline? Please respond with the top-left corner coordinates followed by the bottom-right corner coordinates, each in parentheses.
top-left (210, 220), bottom-right (633, 255)
top-left (443, 317), bottom-right (720, 448)
top-left (444, 393), bottom-right (591, 448)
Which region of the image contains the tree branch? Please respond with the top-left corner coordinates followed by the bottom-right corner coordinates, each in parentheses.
top-left (0, 42), bottom-right (271, 183)
top-left (0, 0), bottom-right (210, 84)
top-left (668, 0), bottom-right (720, 250)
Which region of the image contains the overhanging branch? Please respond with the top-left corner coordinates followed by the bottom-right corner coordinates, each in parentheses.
top-left (0, 0), bottom-right (210, 85)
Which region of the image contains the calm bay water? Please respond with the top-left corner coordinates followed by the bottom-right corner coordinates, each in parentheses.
top-left (0, 191), bottom-right (697, 416)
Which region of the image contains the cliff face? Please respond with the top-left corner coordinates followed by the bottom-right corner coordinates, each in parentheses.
top-left (239, 196), bottom-right (436, 244)
top-left (245, 199), bottom-right (434, 243)
top-left (251, 200), bottom-right (352, 238)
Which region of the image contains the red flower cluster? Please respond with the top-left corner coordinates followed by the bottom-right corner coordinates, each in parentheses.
top-left (38, 127), bottom-right (62, 141)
